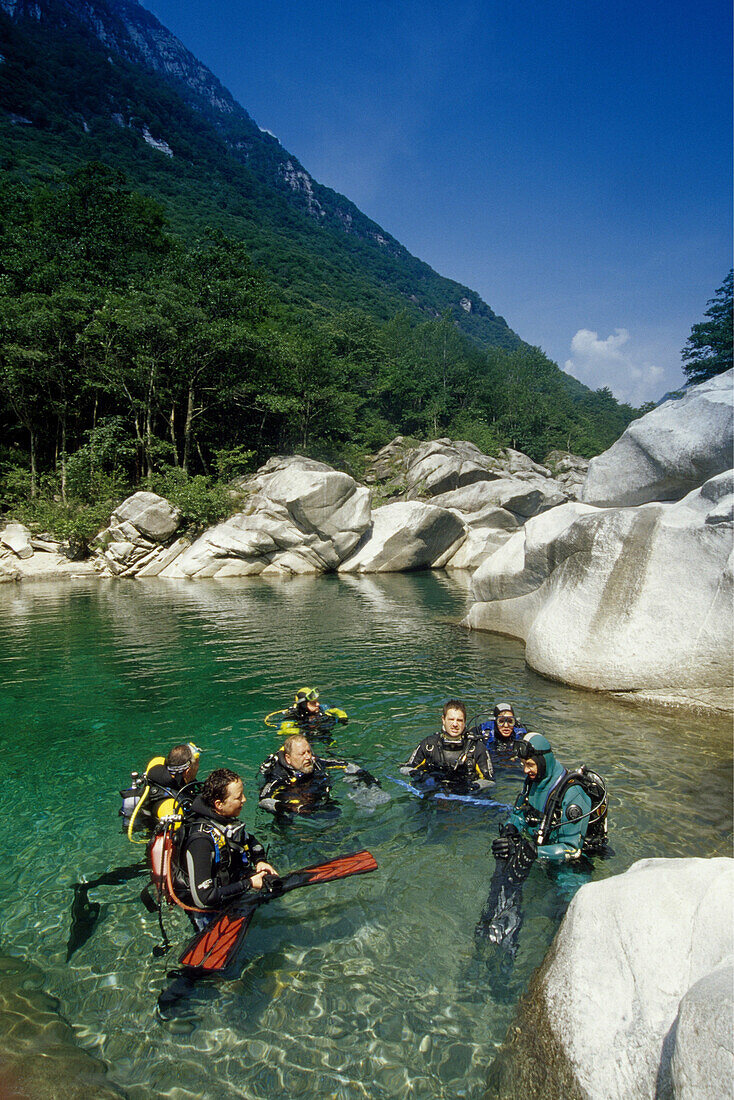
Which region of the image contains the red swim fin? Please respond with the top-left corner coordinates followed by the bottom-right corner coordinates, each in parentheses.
top-left (178, 849), bottom-right (377, 973)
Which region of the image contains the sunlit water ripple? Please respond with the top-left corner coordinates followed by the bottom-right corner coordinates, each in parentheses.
top-left (0, 573), bottom-right (730, 1098)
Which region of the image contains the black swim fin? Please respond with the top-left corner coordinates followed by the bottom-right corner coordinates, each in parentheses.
top-left (179, 849), bottom-right (378, 973)
top-left (66, 863), bottom-right (147, 961)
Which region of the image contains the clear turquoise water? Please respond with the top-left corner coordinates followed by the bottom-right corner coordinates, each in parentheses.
top-left (0, 573), bottom-right (731, 1099)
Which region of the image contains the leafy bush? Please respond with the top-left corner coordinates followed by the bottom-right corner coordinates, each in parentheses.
top-left (148, 466), bottom-right (231, 529)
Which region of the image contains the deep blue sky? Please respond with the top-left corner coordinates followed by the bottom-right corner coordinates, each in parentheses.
top-left (146, 0), bottom-right (732, 405)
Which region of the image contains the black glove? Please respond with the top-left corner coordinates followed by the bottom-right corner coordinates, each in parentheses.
top-left (500, 823), bottom-right (520, 839)
top-left (492, 836), bottom-right (513, 860)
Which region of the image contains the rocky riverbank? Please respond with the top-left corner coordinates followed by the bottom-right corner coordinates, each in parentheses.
top-left (2, 371), bottom-right (731, 712)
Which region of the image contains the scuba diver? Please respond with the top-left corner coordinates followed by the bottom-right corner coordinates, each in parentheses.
top-left (264, 687), bottom-right (348, 745)
top-left (401, 700), bottom-right (494, 792)
top-left (475, 732), bottom-right (608, 956)
top-left (70, 743), bottom-right (202, 960)
top-left (469, 702), bottom-right (527, 760)
top-left (120, 743), bottom-right (201, 837)
top-left (258, 734), bottom-right (380, 817)
top-left (170, 768), bottom-right (277, 932)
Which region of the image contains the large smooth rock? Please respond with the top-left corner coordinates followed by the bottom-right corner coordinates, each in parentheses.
top-left (110, 491), bottom-right (182, 542)
top-left (0, 522), bottom-right (33, 559)
top-left (444, 526), bottom-right (515, 570)
top-left (161, 456), bottom-right (371, 578)
top-left (467, 475), bottom-right (734, 710)
top-left (486, 858), bottom-right (734, 1100)
top-left (582, 370), bottom-right (734, 507)
top-left (405, 439), bottom-right (502, 498)
top-left (670, 960), bottom-right (734, 1100)
top-left (339, 500), bottom-right (466, 573)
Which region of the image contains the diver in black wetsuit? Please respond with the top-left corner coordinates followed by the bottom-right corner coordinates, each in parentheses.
top-left (145, 743), bottom-right (201, 818)
top-left (401, 700), bottom-right (494, 791)
top-left (174, 768), bottom-right (277, 931)
top-left (258, 734), bottom-right (378, 816)
top-left (120, 742), bottom-right (201, 834)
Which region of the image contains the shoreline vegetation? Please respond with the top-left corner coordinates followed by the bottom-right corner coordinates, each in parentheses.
top-left (0, 164), bottom-right (641, 551)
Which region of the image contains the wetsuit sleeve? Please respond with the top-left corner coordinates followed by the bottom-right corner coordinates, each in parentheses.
top-left (401, 741), bottom-right (429, 773)
top-left (536, 786), bottom-right (592, 861)
top-left (472, 742), bottom-right (494, 781)
top-left (183, 835), bottom-right (250, 909)
top-left (247, 832), bottom-right (267, 865)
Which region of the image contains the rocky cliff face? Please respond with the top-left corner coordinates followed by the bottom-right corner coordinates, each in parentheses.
top-left (0, 0), bottom-right (400, 253)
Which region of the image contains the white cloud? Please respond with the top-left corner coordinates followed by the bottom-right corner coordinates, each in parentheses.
top-left (564, 327), bottom-right (666, 406)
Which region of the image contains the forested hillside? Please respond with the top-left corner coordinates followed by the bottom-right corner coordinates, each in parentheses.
top-left (0, 1), bottom-right (640, 541)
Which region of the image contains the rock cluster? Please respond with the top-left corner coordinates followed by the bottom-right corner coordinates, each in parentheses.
top-left (465, 371), bottom-right (734, 711)
top-left (87, 445), bottom-right (577, 579)
top-left (486, 857), bottom-right (734, 1100)
top-left (159, 457), bottom-right (371, 578)
top-left (94, 491), bottom-right (189, 577)
top-left (0, 522), bottom-right (96, 582)
top-left (361, 438), bottom-right (574, 570)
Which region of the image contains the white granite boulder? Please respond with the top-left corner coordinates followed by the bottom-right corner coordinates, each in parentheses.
top-left (466, 475), bottom-right (734, 710)
top-left (339, 500), bottom-right (466, 573)
top-left (161, 456), bottom-right (371, 578)
top-left (582, 370), bottom-right (734, 506)
top-left (405, 439), bottom-right (503, 498)
top-left (670, 959), bottom-right (734, 1100)
top-left (110, 491), bottom-right (182, 542)
top-left (0, 522), bottom-right (33, 559)
top-left (486, 858), bottom-right (734, 1100)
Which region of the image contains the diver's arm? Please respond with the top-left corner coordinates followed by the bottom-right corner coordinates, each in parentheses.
top-left (324, 707), bottom-right (348, 725)
top-left (400, 741), bottom-right (429, 775)
top-left (473, 743), bottom-right (494, 782)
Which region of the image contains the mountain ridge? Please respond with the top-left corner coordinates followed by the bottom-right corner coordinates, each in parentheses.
top-left (0, 0), bottom-right (521, 349)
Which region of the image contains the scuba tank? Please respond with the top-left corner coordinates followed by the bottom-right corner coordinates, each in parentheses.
top-left (119, 756), bottom-right (166, 836)
top-left (536, 765), bottom-right (609, 853)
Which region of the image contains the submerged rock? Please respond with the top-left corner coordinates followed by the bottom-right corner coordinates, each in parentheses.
top-left (582, 370), bottom-right (734, 507)
top-left (486, 857), bottom-right (734, 1100)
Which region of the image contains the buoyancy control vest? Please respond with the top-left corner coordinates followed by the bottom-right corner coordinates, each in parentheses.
top-left (537, 766), bottom-right (608, 853)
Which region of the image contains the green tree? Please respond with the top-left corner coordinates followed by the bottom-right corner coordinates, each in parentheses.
top-left (681, 270), bottom-right (733, 385)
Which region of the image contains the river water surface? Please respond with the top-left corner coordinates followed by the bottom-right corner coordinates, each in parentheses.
top-left (0, 574), bottom-right (731, 1098)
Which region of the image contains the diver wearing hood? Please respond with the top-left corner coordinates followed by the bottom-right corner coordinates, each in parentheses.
top-left (476, 733), bottom-right (606, 954)
top-left (499, 733), bottom-right (592, 861)
top-left (469, 702), bottom-right (527, 760)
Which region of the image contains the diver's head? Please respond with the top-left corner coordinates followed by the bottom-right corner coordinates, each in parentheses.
top-left (166, 742), bottom-right (201, 782)
top-left (493, 702), bottom-right (516, 740)
top-left (441, 699), bottom-right (467, 740)
top-left (283, 734), bottom-right (315, 775)
top-left (202, 768), bottom-right (244, 818)
top-left (516, 732), bottom-right (554, 782)
top-left (295, 687), bottom-right (320, 715)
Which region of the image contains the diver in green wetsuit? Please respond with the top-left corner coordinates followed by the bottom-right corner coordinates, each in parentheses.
top-left (504, 733), bottom-right (592, 860)
top-left (476, 732), bottom-right (607, 955)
